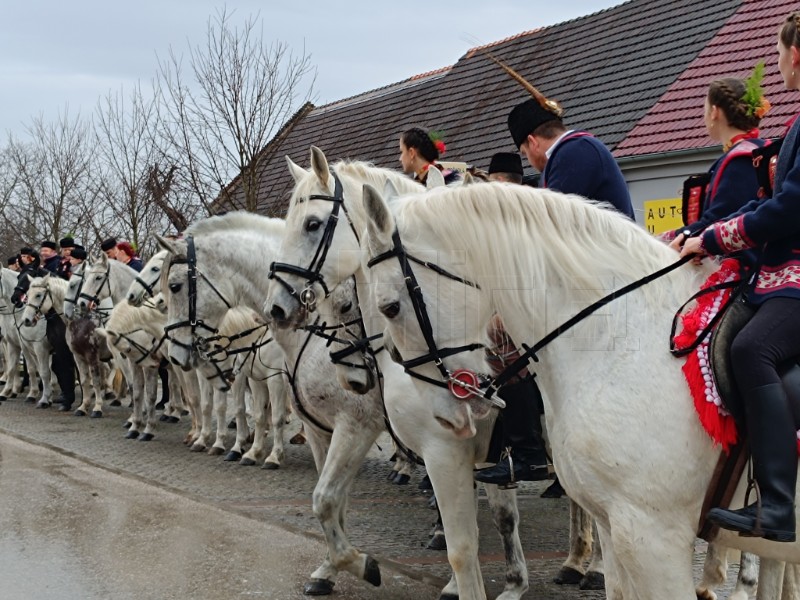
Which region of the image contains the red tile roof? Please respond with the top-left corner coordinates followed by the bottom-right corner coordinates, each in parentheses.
top-left (614, 0), bottom-right (799, 158)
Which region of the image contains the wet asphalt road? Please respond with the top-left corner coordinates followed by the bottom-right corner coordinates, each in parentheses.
top-left (0, 395), bottom-right (745, 599)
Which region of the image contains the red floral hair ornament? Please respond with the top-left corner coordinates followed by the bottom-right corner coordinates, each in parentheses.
top-left (428, 130), bottom-right (447, 157)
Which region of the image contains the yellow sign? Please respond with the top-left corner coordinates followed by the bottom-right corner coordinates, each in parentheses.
top-left (643, 198), bottom-right (683, 235)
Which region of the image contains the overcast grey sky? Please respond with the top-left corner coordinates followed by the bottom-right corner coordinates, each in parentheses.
top-left (1, 0), bottom-right (623, 138)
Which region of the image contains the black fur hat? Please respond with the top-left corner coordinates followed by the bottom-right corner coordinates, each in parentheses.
top-left (100, 237), bottom-right (117, 252)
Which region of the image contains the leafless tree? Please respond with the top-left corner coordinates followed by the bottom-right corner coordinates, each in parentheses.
top-left (93, 83), bottom-right (174, 256)
top-left (155, 7), bottom-right (316, 215)
top-left (1, 110), bottom-right (98, 254)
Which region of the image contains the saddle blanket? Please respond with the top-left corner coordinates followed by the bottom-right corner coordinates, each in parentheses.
top-left (673, 259), bottom-right (800, 455)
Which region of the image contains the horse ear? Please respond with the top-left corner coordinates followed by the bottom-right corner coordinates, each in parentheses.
top-left (96, 252), bottom-right (108, 267)
top-left (362, 184), bottom-right (394, 256)
top-left (309, 146), bottom-right (330, 187)
top-left (155, 234), bottom-right (179, 255)
top-left (426, 167), bottom-right (446, 189)
top-left (462, 171), bottom-right (475, 186)
top-left (383, 179), bottom-right (400, 201)
top-left (286, 156), bottom-right (308, 183)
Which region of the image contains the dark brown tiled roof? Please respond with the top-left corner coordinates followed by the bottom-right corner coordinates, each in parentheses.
top-left (223, 0), bottom-right (744, 215)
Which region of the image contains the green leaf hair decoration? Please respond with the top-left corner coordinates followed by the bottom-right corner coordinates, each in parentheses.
top-left (742, 61), bottom-right (769, 118)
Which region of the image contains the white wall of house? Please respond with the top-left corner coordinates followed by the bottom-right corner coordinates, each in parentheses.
top-left (619, 148), bottom-right (719, 227)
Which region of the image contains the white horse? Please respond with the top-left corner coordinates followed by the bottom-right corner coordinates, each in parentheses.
top-left (75, 253), bottom-right (138, 316)
top-left (21, 274), bottom-right (114, 417)
top-left (155, 212), bottom-right (519, 597)
top-left (356, 179), bottom-right (800, 598)
top-left (0, 268), bottom-right (34, 401)
top-left (126, 250), bottom-right (169, 307)
top-left (265, 149), bottom-right (609, 598)
top-left (5, 269), bottom-right (53, 408)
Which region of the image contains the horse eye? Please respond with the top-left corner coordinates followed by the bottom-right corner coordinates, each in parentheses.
top-left (95, 276), bottom-right (102, 281)
top-left (153, 266), bottom-right (160, 272)
top-left (379, 301), bottom-right (400, 319)
top-left (169, 283), bottom-right (182, 294)
top-left (305, 218), bottom-right (322, 233)
top-left (339, 301), bottom-right (352, 315)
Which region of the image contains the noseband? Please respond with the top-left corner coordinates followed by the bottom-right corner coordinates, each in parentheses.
top-left (269, 172), bottom-right (360, 311)
top-left (367, 229), bottom-right (505, 409)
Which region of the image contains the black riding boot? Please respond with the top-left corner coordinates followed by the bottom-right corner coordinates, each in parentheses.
top-left (707, 383), bottom-right (797, 542)
top-left (474, 377), bottom-right (549, 488)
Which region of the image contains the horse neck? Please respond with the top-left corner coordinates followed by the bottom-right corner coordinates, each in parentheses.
top-left (196, 230), bottom-right (279, 317)
top-left (46, 279), bottom-right (68, 313)
top-left (107, 262), bottom-right (137, 305)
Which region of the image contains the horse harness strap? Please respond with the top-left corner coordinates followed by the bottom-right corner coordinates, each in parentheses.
top-left (269, 173), bottom-right (360, 311)
top-left (286, 318), bottom-right (334, 434)
top-left (698, 443), bottom-right (750, 541)
top-left (367, 229), bottom-right (496, 404)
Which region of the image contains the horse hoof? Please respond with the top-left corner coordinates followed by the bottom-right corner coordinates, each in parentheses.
top-left (123, 421), bottom-right (132, 428)
top-left (553, 566), bottom-right (583, 585)
top-left (262, 461), bottom-right (280, 470)
top-left (139, 433), bottom-right (154, 442)
top-left (0, 395), bottom-right (6, 402)
top-left (90, 411), bottom-right (103, 419)
top-left (125, 430), bottom-right (140, 440)
top-left (190, 443), bottom-right (206, 453)
top-left (159, 414), bottom-right (170, 422)
top-left (393, 473), bottom-right (410, 485)
top-left (181, 409), bottom-right (189, 416)
top-left (208, 446), bottom-right (225, 456)
top-left (289, 431), bottom-right (306, 445)
top-left (25, 396), bottom-right (37, 404)
top-left (427, 532), bottom-right (446, 551)
top-left (363, 556), bottom-right (381, 587)
top-left (155, 400), bottom-right (166, 411)
top-left (579, 571), bottom-right (605, 590)
top-left (74, 409), bottom-right (87, 417)
top-left (303, 578), bottom-right (334, 595)
top-left (224, 451), bottom-right (241, 462)
top-left (387, 469), bottom-right (398, 481)
top-left (35, 401), bottom-right (50, 409)
top-left (104, 391), bottom-right (116, 401)
top-left (239, 457), bottom-right (256, 466)
top-left (438, 595), bottom-right (459, 600)
top-left (109, 399), bottom-right (121, 407)
top-left (168, 416), bottom-right (180, 424)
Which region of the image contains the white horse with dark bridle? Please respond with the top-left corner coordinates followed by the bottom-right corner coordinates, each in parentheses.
top-left (0, 268), bottom-right (36, 401)
top-left (355, 177), bottom-right (800, 599)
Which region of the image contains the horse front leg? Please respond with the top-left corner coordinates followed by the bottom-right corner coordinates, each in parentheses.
top-left (483, 484), bottom-right (527, 600)
top-left (191, 376), bottom-right (214, 451)
top-left (756, 558), bottom-right (785, 600)
top-left (208, 387), bottom-right (229, 455)
top-left (74, 356), bottom-right (94, 416)
top-left (240, 377), bottom-right (266, 466)
top-left (139, 365), bottom-right (159, 441)
top-left (34, 341), bottom-right (53, 408)
top-left (224, 374), bottom-right (249, 462)
top-left (554, 498), bottom-right (593, 585)
top-left (0, 340), bottom-right (22, 400)
top-left (262, 373), bottom-right (287, 469)
top-left (427, 455), bottom-right (485, 600)
top-left (302, 420), bottom-right (381, 596)
top-left (125, 366), bottom-right (145, 439)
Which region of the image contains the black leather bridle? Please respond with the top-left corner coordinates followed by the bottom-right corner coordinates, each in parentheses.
top-left (367, 229), bottom-right (505, 409)
top-left (163, 234), bottom-right (233, 357)
top-left (269, 172), bottom-right (360, 312)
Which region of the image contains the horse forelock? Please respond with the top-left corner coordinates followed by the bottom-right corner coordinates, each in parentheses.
top-left (218, 306), bottom-right (262, 338)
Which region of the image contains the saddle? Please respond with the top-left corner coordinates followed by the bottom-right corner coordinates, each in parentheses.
top-left (698, 293), bottom-right (800, 539)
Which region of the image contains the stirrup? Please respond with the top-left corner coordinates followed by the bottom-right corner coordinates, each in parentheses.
top-left (499, 447), bottom-right (517, 490)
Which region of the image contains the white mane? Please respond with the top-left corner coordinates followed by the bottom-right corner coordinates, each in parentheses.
top-left (186, 211), bottom-right (286, 238)
top-left (390, 183), bottom-right (712, 310)
top-left (30, 276), bottom-right (69, 307)
top-left (218, 306), bottom-right (263, 338)
top-left (290, 159), bottom-right (423, 210)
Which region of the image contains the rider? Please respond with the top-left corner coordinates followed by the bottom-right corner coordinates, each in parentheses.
top-left (115, 241), bottom-right (144, 272)
top-left (680, 13), bottom-right (800, 543)
top-left (474, 83), bottom-right (636, 488)
top-left (668, 70), bottom-right (769, 251)
top-left (57, 237), bottom-right (76, 280)
top-left (398, 128), bottom-right (459, 185)
top-left (39, 240), bottom-right (61, 274)
top-left (486, 152), bottom-right (524, 184)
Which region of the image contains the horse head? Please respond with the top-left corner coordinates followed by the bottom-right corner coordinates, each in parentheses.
top-left (76, 252), bottom-right (110, 314)
top-left (21, 275), bottom-right (52, 327)
top-left (360, 183), bottom-right (495, 439)
top-left (127, 250), bottom-right (169, 306)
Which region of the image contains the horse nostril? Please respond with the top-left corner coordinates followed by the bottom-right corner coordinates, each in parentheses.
top-left (270, 304), bottom-right (286, 322)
